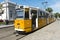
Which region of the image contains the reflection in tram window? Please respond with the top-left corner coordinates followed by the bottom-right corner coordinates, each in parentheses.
top-left (16, 10), bottom-right (24, 18)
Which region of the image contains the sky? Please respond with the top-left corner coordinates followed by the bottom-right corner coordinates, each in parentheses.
top-left (0, 0), bottom-right (60, 13)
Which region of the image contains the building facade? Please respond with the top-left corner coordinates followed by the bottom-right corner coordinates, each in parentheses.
top-left (0, 2), bottom-right (16, 21)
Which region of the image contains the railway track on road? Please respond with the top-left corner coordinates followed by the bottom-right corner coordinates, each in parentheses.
top-left (0, 27), bottom-right (27, 40)
top-left (0, 32), bottom-right (27, 40)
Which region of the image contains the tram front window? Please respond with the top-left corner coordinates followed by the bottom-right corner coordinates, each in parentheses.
top-left (16, 10), bottom-right (24, 19)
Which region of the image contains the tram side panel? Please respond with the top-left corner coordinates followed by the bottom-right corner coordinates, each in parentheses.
top-left (14, 19), bottom-right (24, 30)
top-left (24, 19), bottom-right (32, 32)
top-left (38, 18), bottom-right (46, 28)
top-left (14, 19), bottom-right (32, 33)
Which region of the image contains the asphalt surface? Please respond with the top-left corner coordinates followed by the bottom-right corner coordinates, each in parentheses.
top-left (0, 27), bottom-right (26, 40)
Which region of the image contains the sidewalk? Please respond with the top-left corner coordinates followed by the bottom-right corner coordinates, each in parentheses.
top-left (0, 24), bottom-right (14, 28)
top-left (19, 20), bottom-right (60, 40)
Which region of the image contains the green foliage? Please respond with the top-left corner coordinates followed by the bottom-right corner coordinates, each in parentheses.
top-left (0, 4), bottom-right (2, 9)
top-left (58, 14), bottom-right (60, 18)
top-left (54, 12), bottom-right (60, 18)
top-left (0, 22), bottom-right (6, 25)
top-left (46, 7), bottom-right (53, 13)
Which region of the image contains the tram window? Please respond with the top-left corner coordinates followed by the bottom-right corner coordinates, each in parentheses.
top-left (25, 10), bottom-right (29, 19)
top-left (38, 11), bottom-right (43, 18)
top-left (38, 11), bottom-right (40, 16)
top-left (43, 12), bottom-right (46, 16)
top-left (42, 11), bottom-right (46, 16)
top-left (40, 11), bottom-right (42, 16)
top-left (31, 10), bottom-right (37, 16)
top-left (16, 10), bottom-right (24, 18)
top-left (46, 13), bottom-right (49, 18)
top-left (31, 10), bottom-right (37, 13)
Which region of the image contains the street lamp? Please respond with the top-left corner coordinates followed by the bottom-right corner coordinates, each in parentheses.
top-left (42, 1), bottom-right (48, 10)
top-left (42, 0), bottom-right (48, 24)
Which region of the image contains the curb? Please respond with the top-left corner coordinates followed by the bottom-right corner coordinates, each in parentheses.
top-left (0, 24), bottom-right (14, 28)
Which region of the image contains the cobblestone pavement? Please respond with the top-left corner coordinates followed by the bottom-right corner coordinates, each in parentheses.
top-left (19, 20), bottom-right (60, 40)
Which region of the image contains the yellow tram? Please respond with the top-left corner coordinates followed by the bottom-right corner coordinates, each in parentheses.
top-left (14, 6), bottom-right (55, 33)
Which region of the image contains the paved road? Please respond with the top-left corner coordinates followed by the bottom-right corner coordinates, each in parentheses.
top-left (19, 20), bottom-right (60, 40)
top-left (0, 27), bottom-right (26, 40)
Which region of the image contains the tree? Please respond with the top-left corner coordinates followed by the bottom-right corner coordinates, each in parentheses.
top-left (0, 4), bottom-right (2, 9)
top-left (58, 14), bottom-right (60, 18)
top-left (0, 4), bottom-right (3, 15)
top-left (46, 7), bottom-right (53, 13)
top-left (54, 12), bottom-right (59, 18)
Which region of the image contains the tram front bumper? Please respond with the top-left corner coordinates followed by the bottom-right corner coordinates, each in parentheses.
top-left (15, 28), bottom-right (24, 31)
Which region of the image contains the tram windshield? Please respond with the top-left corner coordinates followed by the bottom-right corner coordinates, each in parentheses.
top-left (16, 9), bottom-right (24, 18)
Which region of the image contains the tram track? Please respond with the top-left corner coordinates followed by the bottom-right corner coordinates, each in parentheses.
top-left (16, 34), bottom-right (27, 40)
top-left (0, 32), bottom-right (27, 40)
top-left (0, 27), bottom-right (27, 40)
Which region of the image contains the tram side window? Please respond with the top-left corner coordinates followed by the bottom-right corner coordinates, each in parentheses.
top-left (38, 11), bottom-right (42, 18)
top-left (38, 11), bottom-right (40, 17)
top-left (43, 12), bottom-right (46, 16)
top-left (40, 11), bottom-right (42, 16)
top-left (31, 10), bottom-right (37, 18)
top-left (46, 13), bottom-right (49, 18)
top-left (25, 11), bottom-right (29, 19)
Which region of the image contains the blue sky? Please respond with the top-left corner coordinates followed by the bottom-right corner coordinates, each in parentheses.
top-left (0, 0), bottom-right (60, 13)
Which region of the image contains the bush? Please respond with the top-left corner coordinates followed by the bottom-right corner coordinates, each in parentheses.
top-left (0, 20), bottom-right (3, 22)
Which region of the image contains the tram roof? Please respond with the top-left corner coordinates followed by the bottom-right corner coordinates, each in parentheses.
top-left (16, 5), bottom-right (50, 14)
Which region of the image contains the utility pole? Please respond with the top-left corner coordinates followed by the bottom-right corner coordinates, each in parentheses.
top-left (42, 0), bottom-right (48, 10)
top-left (42, 0), bottom-right (48, 24)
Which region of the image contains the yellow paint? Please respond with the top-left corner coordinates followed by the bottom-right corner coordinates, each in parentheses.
top-left (14, 19), bottom-right (32, 33)
top-left (38, 18), bottom-right (46, 28)
top-left (14, 18), bottom-right (54, 33)
top-left (24, 20), bottom-right (32, 32)
top-left (14, 19), bottom-right (24, 29)
top-left (24, 27), bottom-right (32, 32)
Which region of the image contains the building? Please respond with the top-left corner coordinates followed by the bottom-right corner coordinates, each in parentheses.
top-left (0, 1), bottom-right (16, 21)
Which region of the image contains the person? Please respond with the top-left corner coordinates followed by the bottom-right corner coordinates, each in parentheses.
top-left (32, 13), bottom-right (37, 28)
top-left (5, 20), bottom-right (9, 25)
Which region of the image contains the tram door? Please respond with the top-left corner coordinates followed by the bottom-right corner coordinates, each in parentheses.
top-left (31, 10), bottom-right (37, 30)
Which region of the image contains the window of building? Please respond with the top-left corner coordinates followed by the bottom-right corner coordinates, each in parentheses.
top-left (10, 11), bottom-right (13, 18)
